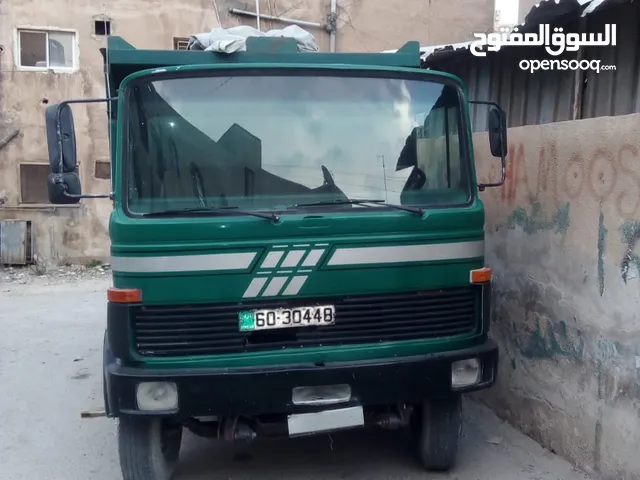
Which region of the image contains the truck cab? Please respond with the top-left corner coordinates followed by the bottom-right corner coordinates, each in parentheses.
top-left (45, 35), bottom-right (507, 480)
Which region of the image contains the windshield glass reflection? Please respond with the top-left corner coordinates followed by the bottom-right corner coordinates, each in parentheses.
top-left (124, 73), bottom-right (471, 215)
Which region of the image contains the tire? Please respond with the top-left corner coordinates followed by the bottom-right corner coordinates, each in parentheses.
top-left (102, 331), bottom-right (111, 416)
top-left (411, 395), bottom-right (463, 472)
top-left (119, 416), bottom-right (183, 480)
top-left (102, 373), bottom-right (109, 416)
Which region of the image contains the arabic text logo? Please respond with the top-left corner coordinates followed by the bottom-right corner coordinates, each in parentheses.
top-left (470, 23), bottom-right (617, 58)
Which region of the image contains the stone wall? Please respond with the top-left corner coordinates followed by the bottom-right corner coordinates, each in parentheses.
top-left (473, 113), bottom-right (640, 480)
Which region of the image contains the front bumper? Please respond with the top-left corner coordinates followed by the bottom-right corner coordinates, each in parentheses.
top-left (104, 339), bottom-right (498, 418)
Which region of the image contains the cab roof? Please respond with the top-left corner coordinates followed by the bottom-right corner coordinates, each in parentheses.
top-left (100, 35), bottom-right (422, 94)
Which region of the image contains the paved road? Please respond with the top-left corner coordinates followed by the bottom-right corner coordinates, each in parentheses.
top-left (0, 275), bottom-right (594, 480)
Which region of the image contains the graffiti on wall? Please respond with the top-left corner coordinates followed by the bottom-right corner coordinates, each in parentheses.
top-left (598, 209), bottom-right (607, 296)
top-left (620, 221), bottom-right (640, 284)
top-left (505, 201), bottom-right (571, 235)
top-left (493, 141), bottom-right (640, 219)
top-left (476, 132), bottom-right (640, 293)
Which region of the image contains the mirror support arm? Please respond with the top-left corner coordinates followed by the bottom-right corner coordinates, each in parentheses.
top-left (477, 154), bottom-right (505, 191)
top-left (67, 192), bottom-right (114, 200)
top-left (49, 173), bottom-right (113, 200)
top-left (53, 97), bottom-right (118, 173)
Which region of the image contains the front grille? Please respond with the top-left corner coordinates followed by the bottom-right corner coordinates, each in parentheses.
top-left (132, 287), bottom-right (481, 357)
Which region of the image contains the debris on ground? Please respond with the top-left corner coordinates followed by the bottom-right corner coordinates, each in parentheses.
top-left (0, 262), bottom-right (110, 286)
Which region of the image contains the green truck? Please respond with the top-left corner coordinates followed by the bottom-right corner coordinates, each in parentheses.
top-left (45, 35), bottom-right (507, 480)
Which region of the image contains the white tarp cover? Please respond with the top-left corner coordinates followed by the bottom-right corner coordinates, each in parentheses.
top-left (188, 25), bottom-right (319, 53)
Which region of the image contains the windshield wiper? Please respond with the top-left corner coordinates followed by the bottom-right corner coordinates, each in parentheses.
top-left (292, 198), bottom-right (423, 215)
top-left (141, 206), bottom-right (280, 223)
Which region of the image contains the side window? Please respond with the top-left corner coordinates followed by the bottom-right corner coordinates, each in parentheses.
top-left (415, 105), bottom-right (463, 190)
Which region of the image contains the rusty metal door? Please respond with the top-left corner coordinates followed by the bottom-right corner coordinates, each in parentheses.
top-left (0, 220), bottom-right (32, 265)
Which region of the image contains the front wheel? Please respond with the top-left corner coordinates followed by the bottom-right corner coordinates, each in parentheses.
top-left (118, 417), bottom-right (183, 480)
top-left (410, 395), bottom-right (463, 472)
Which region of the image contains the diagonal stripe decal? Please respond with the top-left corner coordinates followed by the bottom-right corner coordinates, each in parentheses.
top-left (243, 277), bottom-right (268, 298)
top-left (262, 277), bottom-right (289, 297)
top-left (240, 240), bottom-right (484, 298)
top-left (282, 275), bottom-right (309, 296)
top-left (280, 250), bottom-right (305, 268)
top-left (260, 251), bottom-right (284, 269)
top-left (301, 249), bottom-right (325, 267)
top-left (241, 244), bottom-right (328, 298)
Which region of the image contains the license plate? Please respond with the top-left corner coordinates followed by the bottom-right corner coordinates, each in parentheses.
top-left (238, 305), bottom-right (335, 332)
top-left (288, 406), bottom-right (364, 436)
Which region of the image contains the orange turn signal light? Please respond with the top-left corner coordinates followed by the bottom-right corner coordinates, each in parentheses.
top-left (470, 267), bottom-right (492, 284)
top-left (107, 287), bottom-right (142, 303)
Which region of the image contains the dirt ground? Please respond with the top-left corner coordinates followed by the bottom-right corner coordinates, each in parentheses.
top-left (0, 267), bottom-right (596, 480)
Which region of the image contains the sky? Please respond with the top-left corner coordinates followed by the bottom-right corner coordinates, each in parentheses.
top-left (493, 0), bottom-right (520, 28)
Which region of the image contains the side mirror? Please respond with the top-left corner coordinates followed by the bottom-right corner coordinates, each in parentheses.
top-left (45, 103), bottom-right (82, 204)
top-left (46, 103), bottom-right (77, 173)
top-left (487, 105), bottom-right (507, 158)
top-left (469, 100), bottom-right (508, 190)
top-left (43, 97), bottom-right (115, 204)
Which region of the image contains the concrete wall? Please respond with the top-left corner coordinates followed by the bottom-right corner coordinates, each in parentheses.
top-left (0, 0), bottom-right (493, 266)
top-left (226, 0), bottom-right (496, 52)
top-left (0, 0), bottom-right (223, 264)
top-left (472, 113), bottom-right (640, 480)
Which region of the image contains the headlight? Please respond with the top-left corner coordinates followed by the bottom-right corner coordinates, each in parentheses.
top-left (451, 358), bottom-right (481, 388)
top-left (136, 381), bottom-right (179, 411)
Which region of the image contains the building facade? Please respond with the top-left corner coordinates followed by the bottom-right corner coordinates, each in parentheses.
top-left (0, 0), bottom-right (494, 265)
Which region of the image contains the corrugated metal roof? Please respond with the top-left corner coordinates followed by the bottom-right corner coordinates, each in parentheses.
top-left (382, 0), bottom-right (625, 62)
top-left (423, 0), bottom-right (640, 128)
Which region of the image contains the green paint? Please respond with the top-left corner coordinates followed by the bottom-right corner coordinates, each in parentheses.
top-left (134, 334), bottom-right (486, 369)
top-left (620, 221), bottom-right (640, 284)
top-left (92, 37), bottom-right (491, 371)
top-left (106, 35), bottom-right (423, 72)
top-left (557, 319), bottom-right (567, 337)
top-left (490, 281), bottom-right (579, 362)
top-left (115, 258), bottom-right (484, 305)
top-left (597, 208), bottom-right (607, 296)
top-left (506, 202), bottom-right (570, 235)
top-left (596, 359), bottom-right (604, 400)
top-left (596, 338), bottom-right (621, 363)
top-left (594, 418), bottom-right (603, 471)
top-left (521, 319), bottom-right (584, 360)
top-left (620, 220), bottom-right (640, 246)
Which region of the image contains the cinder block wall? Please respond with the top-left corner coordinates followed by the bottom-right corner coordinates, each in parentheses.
top-left (473, 113), bottom-right (640, 480)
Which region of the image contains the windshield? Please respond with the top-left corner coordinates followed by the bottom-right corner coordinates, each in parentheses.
top-left (123, 71), bottom-right (472, 215)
